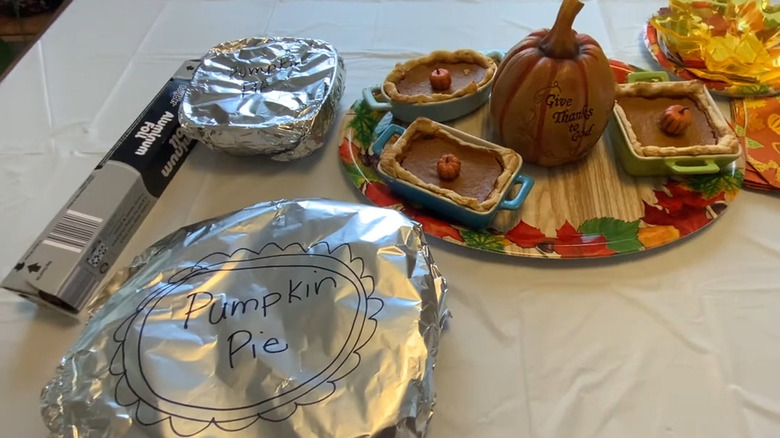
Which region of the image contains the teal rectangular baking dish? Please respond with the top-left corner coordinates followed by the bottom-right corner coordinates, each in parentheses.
top-left (372, 121), bottom-right (534, 230)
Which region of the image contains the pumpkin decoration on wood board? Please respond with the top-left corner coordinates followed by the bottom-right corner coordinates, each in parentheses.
top-left (490, 0), bottom-right (616, 167)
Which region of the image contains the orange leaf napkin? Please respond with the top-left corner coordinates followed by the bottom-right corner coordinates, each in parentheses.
top-left (730, 96), bottom-right (780, 191)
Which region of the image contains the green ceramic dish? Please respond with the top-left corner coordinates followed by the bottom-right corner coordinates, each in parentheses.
top-left (608, 71), bottom-right (741, 176)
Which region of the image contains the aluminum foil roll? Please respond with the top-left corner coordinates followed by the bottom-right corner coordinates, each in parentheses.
top-left (179, 37), bottom-right (346, 160)
top-left (41, 198), bottom-right (448, 438)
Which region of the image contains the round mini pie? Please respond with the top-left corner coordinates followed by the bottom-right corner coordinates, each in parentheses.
top-left (382, 49), bottom-right (497, 104)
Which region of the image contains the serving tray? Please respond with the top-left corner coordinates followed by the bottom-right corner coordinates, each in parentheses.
top-left (338, 60), bottom-right (744, 259)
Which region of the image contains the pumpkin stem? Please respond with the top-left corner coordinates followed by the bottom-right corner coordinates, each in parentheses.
top-left (541, 0), bottom-right (584, 59)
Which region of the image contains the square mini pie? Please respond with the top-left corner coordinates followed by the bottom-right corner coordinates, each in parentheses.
top-left (378, 118), bottom-right (520, 212)
top-left (614, 80), bottom-right (739, 158)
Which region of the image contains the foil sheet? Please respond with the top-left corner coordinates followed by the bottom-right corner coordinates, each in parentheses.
top-left (179, 37), bottom-right (346, 160)
top-left (41, 198), bottom-right (448, 438)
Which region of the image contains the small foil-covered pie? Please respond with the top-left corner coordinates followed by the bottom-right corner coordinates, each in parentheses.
top-left (614, 80), bottom-right (739, 158)
top-left (179, 37), bottom-right (345, 160)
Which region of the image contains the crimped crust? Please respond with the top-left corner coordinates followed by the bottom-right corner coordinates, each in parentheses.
top-left (614, 80), bottom-right (739, 157)
top-left (379, 118), bottom-right (520, 212)
top-left (382, 50), bottom-right (497, 104)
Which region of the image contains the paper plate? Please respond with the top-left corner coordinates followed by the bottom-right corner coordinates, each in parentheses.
top-left (644, 20), bottom-right (780, 98)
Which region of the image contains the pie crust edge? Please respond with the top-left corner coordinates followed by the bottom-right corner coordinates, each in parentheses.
top-left (614, 80), bottom-right (740, 158)
top-left (378, 118), bottom-right (520, 213)
top-left (382, 50), bottom-right (497, 105)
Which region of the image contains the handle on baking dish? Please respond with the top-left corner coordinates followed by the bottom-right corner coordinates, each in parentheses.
top-left (371, 124), bottom-right (406, 155)
top-left (498, 174), bottom-right (535, 211)
top-left (665, 158), bottom-right (720, 175)
top-left (627, 71), bottom-right (670, 83)
top-left (482, 50), bottom-right (505, 64)
top-left (362, 85), bottom-right (392, 112)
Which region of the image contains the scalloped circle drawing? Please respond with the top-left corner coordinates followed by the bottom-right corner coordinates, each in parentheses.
top-left (109, 243), bottom-right (382, 436)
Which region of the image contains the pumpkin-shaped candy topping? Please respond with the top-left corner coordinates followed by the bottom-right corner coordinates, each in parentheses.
top-left (437, 153), bottom-right (461, 180)
top-left (659, 105), bottom-right (692, 136)
top-left (430, 68), bottom-right (452, 91)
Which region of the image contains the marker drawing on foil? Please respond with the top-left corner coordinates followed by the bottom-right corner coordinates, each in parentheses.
top-left (109, 242), bottom-right (383, 436)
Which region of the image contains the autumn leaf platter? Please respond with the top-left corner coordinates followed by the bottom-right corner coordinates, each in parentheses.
top-left (339, 60), bottom-right (744, 259)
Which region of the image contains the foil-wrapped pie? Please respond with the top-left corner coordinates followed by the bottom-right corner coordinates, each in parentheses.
top-left (41, 199), bottom-right (448, 438)
top-left (179, 37), bottom-right (346, 160)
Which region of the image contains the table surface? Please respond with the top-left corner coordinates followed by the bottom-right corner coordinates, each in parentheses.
top-left (3, 0), bottom-right (780, 437)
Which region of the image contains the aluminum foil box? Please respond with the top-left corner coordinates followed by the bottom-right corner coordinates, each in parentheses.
top-left (41, 198), bottom-right (449, 438)
top-left (1, 60), bottom-right (200, 315)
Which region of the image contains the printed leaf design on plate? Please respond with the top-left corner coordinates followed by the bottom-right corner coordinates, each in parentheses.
top-left (745, 98), bottom-right (769, 109)
top-left (339, 138), bottom-right (359, 164)
top-left (733, 124), bottom-right (746, 136)
top-left (637, 225), bottom-right (680, 249)
top-left (459, 229), bottom-right (508, 253)
top-left (682, 170), bottom-right (742, 199)
top-left (340, 138), bottom-right (382, 185)
top-left (553, 221), bottom-right (616, 258)
top-left (348, 99), bottom-right (384, 148)
top-left (402, 208), bottom-right (464, 242)
top-left (741, 83), bottom-right (771, 96)
top-left (642, 181), bottom-right (723, 236)
top-left (364, 182), bottom-right (403, 208)
top-left (344, 162), bottom-right (369, 188)
top-left (506, 221), bottom-right (547, 248)
top-left (745, 137), bottom-right (764, 149)
top-left (577, 218), bottom-right (642, 253)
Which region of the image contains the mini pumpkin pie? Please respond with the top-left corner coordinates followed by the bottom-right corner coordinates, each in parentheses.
top-left (614, 80), bottom-right (739, 157)
top-left (383, 50), bottom-right (497, 104)
top-left (379, 118), bottom-right (520, 212)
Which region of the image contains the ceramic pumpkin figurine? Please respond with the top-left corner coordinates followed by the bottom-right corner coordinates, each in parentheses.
top-left (490, 0), bottom-right (616, 166)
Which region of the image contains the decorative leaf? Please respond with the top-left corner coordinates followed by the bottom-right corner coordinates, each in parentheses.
top-left (343, 163), bottom-right (367, 188)
top-left (364, 182), bottom-right (402, 208)
top-left (339, 138), bottom-right (359, 163)
top-left (741, 83), bottom-right (771, 95)
top-left (733, 124), bottom-right (746, 136)
top-left (407, 212), bottom-right (463, 242)
top-left (348, 100), bottom-right (383, 148)
top-left (746, 137), bottom-right (764, 149)
top-left (339, 137), bottom-right (383, 185)
top-left (637, 225), bottom-right (680, 249)
top-left (459, 229), bottom-right (507, 252)
top-left (552, 221), bottom-right (616, 258)
top-left (640, 180), bottom-right (728, 236)
top-left (683, 171), bottom-right (743, 199)
top-left (505, 221), bottom-right (547, 248)
top-left (641, 202), bottom-right (710, 236)
top-left (577, 218), bottom-right (642, 253)
top-left (358, 164), bottom-right (383, 183)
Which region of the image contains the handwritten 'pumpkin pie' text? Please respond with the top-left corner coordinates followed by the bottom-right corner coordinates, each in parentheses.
top-left (181, 275), bottom-right (338, 369)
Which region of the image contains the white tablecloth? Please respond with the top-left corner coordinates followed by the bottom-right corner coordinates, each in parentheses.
top-left (2, 0), bottom-right (780, 437)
